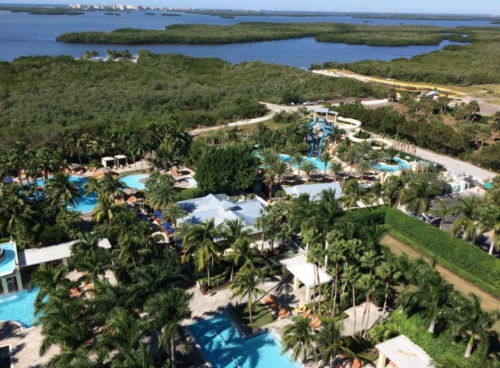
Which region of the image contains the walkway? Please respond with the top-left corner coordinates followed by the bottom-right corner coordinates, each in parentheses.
top-left (341, 302), bottom-right (385, 336)
top-left (0, 322), bottom-right (57, 368)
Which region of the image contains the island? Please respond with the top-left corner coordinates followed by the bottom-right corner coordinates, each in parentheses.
top-left (0, 5), bottom-right (84, 15)
top-left (56, 22), bottom-right (469, 47)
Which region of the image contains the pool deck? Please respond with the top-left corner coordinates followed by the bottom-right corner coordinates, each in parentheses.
top-left (0, 322), bottom-right (58, 368)
top-left (186, 274), bottom-right (384, 368)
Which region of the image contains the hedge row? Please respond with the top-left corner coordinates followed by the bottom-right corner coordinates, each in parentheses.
top-left (384, 207), bottom-right (500, 297)
top-left (341, 206), bottom-right (388, 225)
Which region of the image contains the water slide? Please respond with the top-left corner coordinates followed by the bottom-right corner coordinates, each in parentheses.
top-left (307, 116), bottom-right (318, 159)
top-left (315, 118), bottom-right (335, 158)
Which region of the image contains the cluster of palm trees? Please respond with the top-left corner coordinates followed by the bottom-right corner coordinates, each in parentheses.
top-left (30, 221), bottom-right (191, 367)
top-left (430, 193), bottom-right (500, 255)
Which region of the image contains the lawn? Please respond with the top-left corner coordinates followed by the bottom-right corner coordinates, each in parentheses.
top-left (234, 302), bottom-right (276, 330)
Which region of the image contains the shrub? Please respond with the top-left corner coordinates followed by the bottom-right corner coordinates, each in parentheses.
top-left (39, 225), bottom-right (66, 246)
top-left (385, 207), bottom-right (500, 297)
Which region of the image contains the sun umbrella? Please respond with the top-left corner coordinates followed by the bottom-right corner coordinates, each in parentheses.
top-left (163, 222), bottom-right (172, 227)
top-left (154, 210), bottom-right (162, 219)
top-left (166, 228), bottom-right (175, 233)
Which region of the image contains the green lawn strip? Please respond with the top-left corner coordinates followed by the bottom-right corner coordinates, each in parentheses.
top-left (234, 302), bottom-right (277, 330)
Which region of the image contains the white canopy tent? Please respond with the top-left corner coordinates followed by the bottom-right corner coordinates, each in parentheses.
top-left (375, 335), bottom-right (433, 368)
top-left (101, 157), bottom-right (115, 168)
top-left (280, 254), bottom-right (332, 301)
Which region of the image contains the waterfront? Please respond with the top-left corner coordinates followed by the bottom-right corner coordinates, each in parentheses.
top-left (0, 9), bottom-right (490, 66)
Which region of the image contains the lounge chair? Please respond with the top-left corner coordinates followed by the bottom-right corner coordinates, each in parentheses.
top-left (69, 288), bottom-right (81, 298)
top-left (309, 317), bottom-right (321, 329)
top-left (262, 294), bottom-right (276, 304)
top-left (301, 309), bottom-right (312, 319)
top-left (271, 302), bottom-right (281, 311)
top-left (278, 309), bottom-right (290, 319)
top-left (351, 359), bottom-right (364, 368)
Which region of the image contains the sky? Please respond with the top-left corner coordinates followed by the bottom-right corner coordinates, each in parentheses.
top-left (3, 0), bottom-right (500, 14)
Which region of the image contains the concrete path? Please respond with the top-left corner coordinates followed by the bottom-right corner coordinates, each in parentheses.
top-left (341, 302), bottom-right (385, 336)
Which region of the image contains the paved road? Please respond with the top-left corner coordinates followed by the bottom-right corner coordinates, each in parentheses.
top-left (190, 100), bottom-right (388, 136)
top-left (189, 103), bottom-right (297, 136)
top-left (415, 146), bottom-right (495, 181)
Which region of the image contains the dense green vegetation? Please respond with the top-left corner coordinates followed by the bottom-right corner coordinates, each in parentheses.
top-left (0, 6), bottom-right (83, 15)
top-left (324, 26), bottom-right (500, 85)
top-left (0, 52), bottom-right (378, 147)
top-left (56, 22), bottom-right (467, 46)
top-left (351, 13), bottom-right (500, 21)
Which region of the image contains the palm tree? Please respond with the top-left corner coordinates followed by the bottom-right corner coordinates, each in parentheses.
top-left (162, 203), bottom-right (188, 227)
top-left (385, 173), bottom-right (411, 208)
top-left (356, 159), bottom-right (372, 182)
top-left (327, 231), bottom-right (347, 318)
top-left (229, 268), bottom-right (265, 323)
top-left (272, 159), bottom-right (289, 185)
top-left (301, 161), bottom-right (317, 182)
top-left (376, 260), bottom-right (402, 325)
top-left (450, 293), bottom-right (500, 358)
top-left (281, 316), bottom-right (318, 363)
top-left (64, 132), bottom-right (83, 165)
top-left (28, 264), bottom-right (71, 313)
top-left (145, 178), bottom-right (176, 210)
top-left (83, 176), bottom-right (100, 196)
top-left (478, 203), bottom-right (500, 255)
top-left (221, 218), bottom-right (251, 250)
top-left (93, 195), bottom-right (125, 224)
top-left (224, 237), bottom-right (264, 281)
top-left (69, 232), bottom-right (110, 282)
top-left (315, 318), bottom-right (356, 368)
top-left (340, 180), bottom-right (372, 209)
top-left (449, 197), bottom-right (480, 241)
top-left (292, 154), bottom-right (305, 176)
top-left (263, 170), bottom-right (275, 198)
top-left (342, 265), bottom-right (361, 333)
top-left (399, 272), bottom-right (453, 334)
top-left (329, 160), bottom-right (343, 182)
top-left (429, 200), bottom-right (452, 229)
top-left (100, 173), bottom-right (127, 200)
top-left (401, 180), bottom-right (434, 216)
top-left (145, 289), bottom-right (192, 368)
top-left (48, 172), bottom-right (81, 207)
top-left (320, 151), bottom-right (333, 175)
top-left (181, 219), bottom-right (223, 288)
top-left (432, 357), bottom-right (459, 368)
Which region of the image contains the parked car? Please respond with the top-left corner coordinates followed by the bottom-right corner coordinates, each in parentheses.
top-left (303, 101), bottom-right (313, 106)
top-left (317, 100), bottom-right (324, 104)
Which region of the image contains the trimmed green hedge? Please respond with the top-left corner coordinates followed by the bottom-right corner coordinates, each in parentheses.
top-left (384, 207), bottom-right (500, 297)
top-left (341, 206), bottom-right (388, 225)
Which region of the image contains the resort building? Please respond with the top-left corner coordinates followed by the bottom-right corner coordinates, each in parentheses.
top-left (309, 107), bottom-right (339, 125)
top-left (283, 182), bottom-right (343, 201)
top-left (177, 194), bottom-right (268, 241)
top-left (0, 238), bottom-right (112, 295)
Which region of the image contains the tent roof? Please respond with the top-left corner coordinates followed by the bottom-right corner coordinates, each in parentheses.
top-left (102, 157), bottom-right (115, 161)
top-left (376, 335), bottom-right (433, 368)
top-left (18, 238), bottom-right (112, 268)
top-left (280, 254), bottom-right (332, 287)
top-left (314, 108), bottom-right (339, 115)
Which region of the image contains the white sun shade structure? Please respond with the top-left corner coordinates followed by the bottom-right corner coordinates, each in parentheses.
top-left (375, 335), bottom-right (433, 368)
top-left (280, 254), bottom-right (332, 301)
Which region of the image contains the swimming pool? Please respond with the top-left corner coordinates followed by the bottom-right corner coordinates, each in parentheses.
top-left (119, 174), bottom-right (149, 190)
top-left (0, 287), bottom-right (39, 328)
top-left (188, 313), bottom-right (302, 368)
top-left (278, 154), bottom-right (328, 172)
top-left (67, 177), bottom-right (98, 213)
top-left (374, 156), bottom-right (412, 172)
top-left (0, 243), bottom-right (16, 277)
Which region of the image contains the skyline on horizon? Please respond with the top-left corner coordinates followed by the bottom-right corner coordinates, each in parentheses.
top-left (2, 0), bottom-right (500, 15)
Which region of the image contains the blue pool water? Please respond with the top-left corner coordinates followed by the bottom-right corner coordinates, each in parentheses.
top-left (374, 156), bottom-right (412, 172)
top-left (0, 287), bottom-right (39, 328)
top-left (0, 243), bottom-right (16, 277)
top-left (119, 174), bottom-right (149, 190)
top-left (66, 177), bottom-right (98, 213)
top-left (279, 154), bottom-right (328, 172)
top-left (189, 313), bottom-right (302, 368)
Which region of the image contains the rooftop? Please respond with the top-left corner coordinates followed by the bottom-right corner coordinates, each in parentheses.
top-left (280, 254), bottom-right (332, 287)
top-left (18, 238), bottom-right (112, 268)
top-left (177, 194), bottom-right (267, 233)
top-left (376, 335), bottom-right (433, 368)
top-left (283, 182), bottom-right (343, 201)
top-left (314, 107), bottom-right (339, 115)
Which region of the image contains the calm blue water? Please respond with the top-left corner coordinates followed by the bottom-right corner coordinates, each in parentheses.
top-left (279, 154), bottom-right (328, 172)
top-left (189, 313), bottom-right (301, 368)
top-left (119, 174), bottom-right (148, 190)
top-left (0, 287), bottom-right (39, 328)
top-left (374, 156), bottom-right (412, 172)
top-left (0, 9), bottom-right (485, 66)
top-left (0, 243), bottom-right (16, 276)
